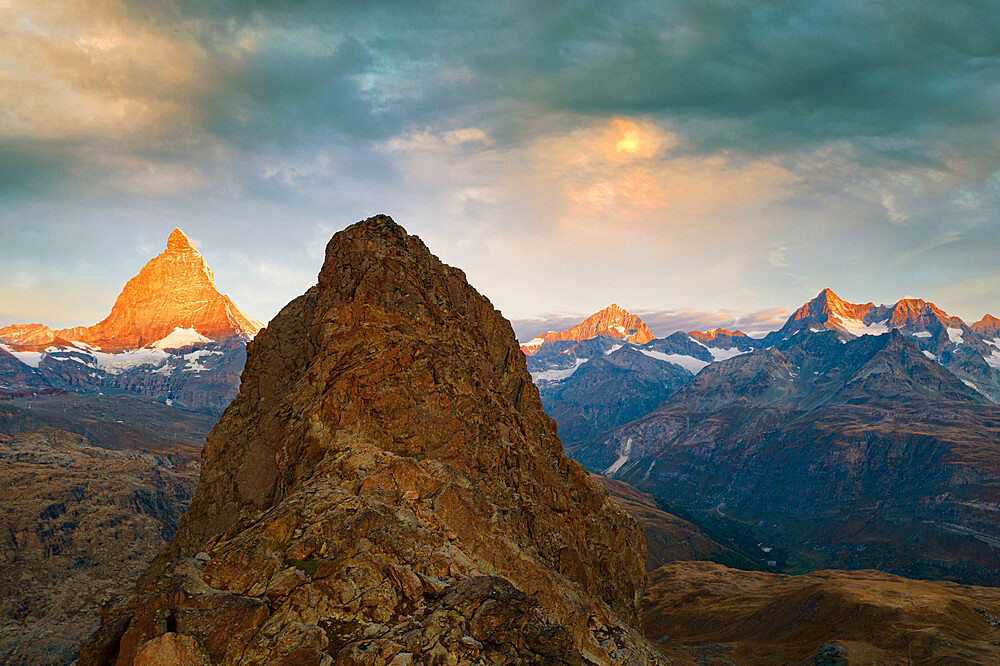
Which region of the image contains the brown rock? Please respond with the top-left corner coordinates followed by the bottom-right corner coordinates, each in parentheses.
top-left (134, 633), bottom-right (210, 666)
top-left (83, 215), bottom-right (661, 664)
top-left (643, 560), bottom-right (1000, 664)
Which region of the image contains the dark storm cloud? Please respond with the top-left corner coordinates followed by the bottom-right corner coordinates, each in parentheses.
top-left (8, 0), bottom-right (1000, 199)
top-left (119, 0), bottom-right (1000, 155)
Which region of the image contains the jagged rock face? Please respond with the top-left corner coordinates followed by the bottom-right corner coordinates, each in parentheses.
top-left (686, 328), bottom-right (752, 349)
top-left (973, 314), bottom-right (1000, 339)
top-left (65, 229), bottom-right (262, 350)
top-left (83, 216), bottom-right (657, 664)
top-left (0, 324), bottom-right (55, 346)
top-left (521, 304), bottom-right (654, 355)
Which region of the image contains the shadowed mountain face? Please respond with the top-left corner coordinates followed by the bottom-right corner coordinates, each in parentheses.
top-left (82, 216), bottom-right (660, 665)
top-left (594, 475), bottom-right (763, 573)
top-left (591, 329), bottom-right (1000, 584)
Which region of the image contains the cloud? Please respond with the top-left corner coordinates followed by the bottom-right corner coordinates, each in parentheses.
top-left (768, 246), bottom-right (790, 269)
top-left (2, 0), bottom-right (1000, 327)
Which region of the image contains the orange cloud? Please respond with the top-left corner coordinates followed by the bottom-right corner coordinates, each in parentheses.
top-left (0, 0), bottom-right (203, 140)
top-left (524, 117), bottom-right (794, 229)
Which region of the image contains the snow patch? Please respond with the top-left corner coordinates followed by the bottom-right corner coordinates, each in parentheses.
top-left (947, 327), bottom-right (965, 344)
top-left (520, 336), bottom-right (545, 350)
top-left (0, 346), bottom-right (43, 368)
top-left (985, 350), bottom-right (1000, 370)
top-left (605, 344), bottom-right (623, 355)
top-left (639, 349), bottom-right (709, 373)
top-left (923, 350), bottom-right (937, 361)
top-left (705, 346), bottom-right (748, 362)
top-left (604, 454), bottom-right (629, 476)
top-left (151, 327), bottom-right (211, 350)
top-left (530, 357), bottom-right (588, 382)
top-left (836, 317), bottom-right (889, 337)
top-left (912, 331), bottom-right (932, 338)
top-left (0, 344), bottom-right (43, 368)
top-left (90, 348), bottom-right (170, 374)
top-left (184, 349), bottom-right (223, 372)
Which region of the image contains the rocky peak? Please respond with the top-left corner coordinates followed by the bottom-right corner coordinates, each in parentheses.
top-left (688, 327), bottom-right (749, 343)
top-left (886, 298), bottom-right (953, 328)
top-left (58, 229), bottom-right (262, 349)
top-left (82, 215), bottom-right (657, 664)
top-left (521, 303), bottom-right (655, 355)
top-left (792, 288), bottom-right (875, 323)
top-left (0, 323), bottom-right (55, 346)
top-left (166, 227), bottom-right (195, 253)
top-left (972, 314), bottom-right (1000, 338)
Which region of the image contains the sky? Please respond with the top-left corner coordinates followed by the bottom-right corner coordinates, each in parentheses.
top-left (2, 1), bottom-right (999, 341)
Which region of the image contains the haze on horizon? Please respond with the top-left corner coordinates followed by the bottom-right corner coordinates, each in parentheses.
top-left (2, 1), bottom-right (999, 340)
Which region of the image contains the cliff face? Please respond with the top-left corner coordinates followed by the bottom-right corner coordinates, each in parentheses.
top-left (82, 216), bottom-right (656, 664)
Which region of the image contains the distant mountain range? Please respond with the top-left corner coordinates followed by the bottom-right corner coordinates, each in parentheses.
top-left (523, 291), bottom-right (1000, 585)
top-left (0, 229), bottom-right (263, 414)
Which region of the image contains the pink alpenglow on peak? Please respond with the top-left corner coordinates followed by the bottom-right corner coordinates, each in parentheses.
top-left (520, 304), bottom-right (655, 355)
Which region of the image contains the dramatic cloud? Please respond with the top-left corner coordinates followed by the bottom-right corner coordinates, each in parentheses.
top-left (1, 0), bottom-right (999, 326)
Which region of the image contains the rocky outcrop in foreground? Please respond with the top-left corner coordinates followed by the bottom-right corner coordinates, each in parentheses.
top-left (82, 216), bottom-right (659, 664)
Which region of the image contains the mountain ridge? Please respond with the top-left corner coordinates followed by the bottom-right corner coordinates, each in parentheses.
top-left (82, 215), bottom-right (660, 664)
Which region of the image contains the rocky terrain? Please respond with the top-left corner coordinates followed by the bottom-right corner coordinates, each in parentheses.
top-left (643, 561), bottom-right (1000, 664)
top-left (0, 229), bottom-right (263, 414)
top-left (594, 329), bottom-right (1000, 585)
top-left (81, 216), bottom-right (662, 664)
top-left (0, 396), bottom-right (212, 665)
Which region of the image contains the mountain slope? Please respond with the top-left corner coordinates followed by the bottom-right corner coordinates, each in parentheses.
top-left (82, 216), bottom-right (659, 664)
top-left (0, 395), bottom-right (211, 665)
top-left (643, 561), bottom-right (1000, 664)
top-left (541, 346), bottom-right (692, 457)
top-left (592, 330), bottom-right (1000, 585)
top-left (762, 288), bottom-right (1000, 400)
top-left (595, 475), bottom-right (763, 573)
